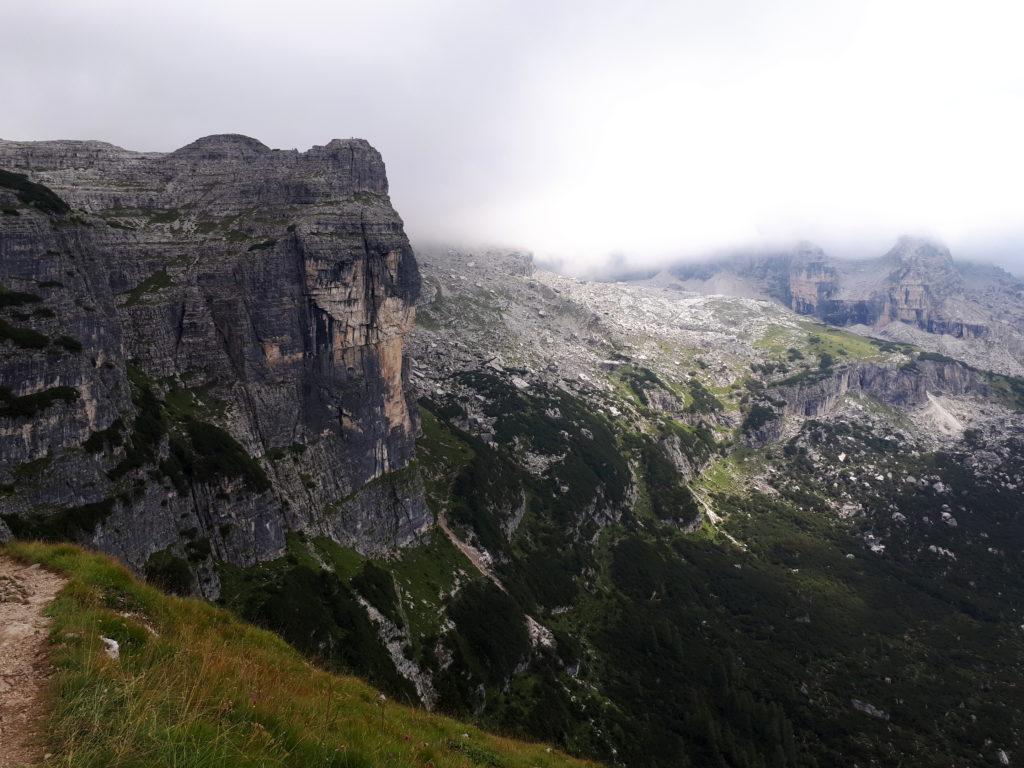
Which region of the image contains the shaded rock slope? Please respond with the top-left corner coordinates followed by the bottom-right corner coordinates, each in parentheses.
top-left (0, 135), bottom-right (428, 597)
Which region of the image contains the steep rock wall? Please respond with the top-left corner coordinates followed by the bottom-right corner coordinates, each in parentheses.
top-left (0, 135), bottom-right (429, 595)
top-left (773, 359), bottom-right (990, 420)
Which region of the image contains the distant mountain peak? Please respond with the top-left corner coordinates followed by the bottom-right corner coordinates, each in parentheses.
top-left (886, 235), bottom-right (954, 266)
top-left (170, 133), bottom-right (272, 158)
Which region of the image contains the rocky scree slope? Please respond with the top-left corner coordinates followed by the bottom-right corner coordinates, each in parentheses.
top-left (668, 236), bottom-right (1024, 376)
top-left (0, 135), bottom-right (428, 598)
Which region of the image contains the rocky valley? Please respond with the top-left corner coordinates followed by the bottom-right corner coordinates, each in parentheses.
top-left (3, 140), bottom-right (1024, 767)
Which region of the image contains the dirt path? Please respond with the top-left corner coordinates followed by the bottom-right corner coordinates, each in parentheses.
top-left (691, 488), bottom-right (747, 551)
top-left (0, 557), bottom-right (65, 768)
top-left (436, 510), bottom-right (507, 591)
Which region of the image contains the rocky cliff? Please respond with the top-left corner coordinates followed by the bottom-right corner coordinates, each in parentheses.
top-left (670, 236), bottom-right (1024, 376)
top-left (0, 135), bottom-right (429, 596)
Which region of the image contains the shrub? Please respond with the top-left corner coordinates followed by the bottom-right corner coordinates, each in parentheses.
top-left (0, 318), bottom-right (48, 349)
top-left (82, 418), bottom-right (124, 453)
top-left (109, 384), bottom-right (165, 479)
top-left (687, 379), bottom-right (723, 413)
top-left (54, 335), bottom-right (83, 353)
top-left (2, 497), bottom-right (115, 540)
top-left (0, 385), bottom-right (78, 418)
top-left (352, 562), bottom-right (404, 627)
top-left (184, 420), bottom-right (271, 492)
top-left (143, 549), bottom-right (195, 596)
top-left (0, 169), bottom-right (70, 214)
top-left (741, 403), bottom-right (777, 433)
top-left (643, 442), bottom-right (700, 524)
top-left (0, 288), bottom-right (42, 308)
top-left (448, 580), bottom-right (530, 684)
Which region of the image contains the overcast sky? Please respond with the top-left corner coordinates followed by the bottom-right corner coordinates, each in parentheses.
top-left (4, 0), bottom-right (1023, 271)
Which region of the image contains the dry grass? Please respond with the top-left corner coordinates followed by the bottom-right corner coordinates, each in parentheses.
top-left (4, 541), bottom-right (596, 768)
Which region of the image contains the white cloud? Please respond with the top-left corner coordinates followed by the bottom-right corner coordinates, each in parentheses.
top-left (2, 0), bottom-right (1022, 269)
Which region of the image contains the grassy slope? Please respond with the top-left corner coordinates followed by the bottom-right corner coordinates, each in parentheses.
top-left (3, 541), bottom-right (593, 768)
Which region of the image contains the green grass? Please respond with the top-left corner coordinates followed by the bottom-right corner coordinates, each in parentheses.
top-left (756, 321), bottom-right (889, 368)
top-left (3, 541), bottom-right (594, 768)
top-left (382, 529), bottom-right (477, 639)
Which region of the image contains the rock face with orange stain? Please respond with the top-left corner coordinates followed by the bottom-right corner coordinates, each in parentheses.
top-left (0, 135), bottom-right (429, 596)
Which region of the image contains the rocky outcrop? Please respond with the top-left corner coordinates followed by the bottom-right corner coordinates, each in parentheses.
top-left (772, 359), bottom-right (990, 420)
top-left (0, 135), bottom-right (429, 596)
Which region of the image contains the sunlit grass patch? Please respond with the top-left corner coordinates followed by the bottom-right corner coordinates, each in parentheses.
top-left (3, 541), bottom-right (594, 768)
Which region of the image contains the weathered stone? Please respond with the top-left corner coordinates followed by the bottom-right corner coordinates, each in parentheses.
top-left (0, 135), bottom-right (430, 595)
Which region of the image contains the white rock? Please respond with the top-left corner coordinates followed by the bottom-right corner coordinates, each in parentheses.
top-left (851, 698), bottom-right (889, 720)
top-left (101, 636), bottom-right (120, 660)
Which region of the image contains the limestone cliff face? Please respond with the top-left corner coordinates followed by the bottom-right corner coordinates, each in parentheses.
top-left (772, 359), bottom-right (990, 421)
top-left (786, 243), bottom-right (838, 317)
top-left (0, 135), bottom-right (429, 595)
top-left (784, 237), bottom-right (997, 338)
top-left (672, 237), bottom-right (1024, 374)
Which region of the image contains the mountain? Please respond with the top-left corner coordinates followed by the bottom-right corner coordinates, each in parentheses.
top-left (667, 237), bottom-right (1024, 377)
top-left (3, 143), bottom-right (1024, 767)
top-left (401, 245), bottom-right (1024, 765)
top-left (0, 135), bottom-right (428, 597)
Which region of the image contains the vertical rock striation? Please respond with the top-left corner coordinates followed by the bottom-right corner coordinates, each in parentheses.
top-left (0, 135), bottom-right (429, 596)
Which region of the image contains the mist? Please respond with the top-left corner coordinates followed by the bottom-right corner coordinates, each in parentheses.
top-left (3, 0), bottom-right (1022, 272)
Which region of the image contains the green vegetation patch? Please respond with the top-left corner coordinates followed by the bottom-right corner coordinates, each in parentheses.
top-left (642, 441), bottom-right (700, 525)
top-left (109, 369), bottom-right (268, 494)
top-left (143, 548), bottom-right (195, 596)
top-left (0, 385), bottom-right (78, 418)
top-left (2, 542), bottom-right (588, 768)
top-left (686, 378), bottom-right (723, 413)
top-left (0, 169), bottom-right (70, 214)
top-left (0, 318), bottom-right (49, 349)
top-left (247, 238), bottom-right (278, 251)
top-left (82, 418), bottom-right (124, 453)
top-left (180, 420), bottom-right (271, 493)
top-left (616, 364), bottom-right (667, 406)
top-left (54, 334), bottom-right (83, 353)
top-left (2, 497), bottom-right (116, 540)
top-left (218, 542), bottom-right (417, 701)
top-left (147, 208), bottom-right (181, 224)
top-left (121, 270), bottom-right (172, 307)
top-left (741, 403), bottom-right (777, 433)
top-left (0, 287), bottom-right (43, 308)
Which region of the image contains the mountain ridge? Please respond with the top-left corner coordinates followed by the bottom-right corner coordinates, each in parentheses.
top-left (660, 236), bottom-right (1024, 376)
